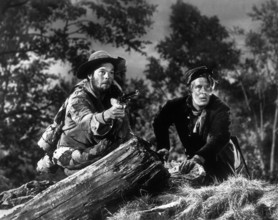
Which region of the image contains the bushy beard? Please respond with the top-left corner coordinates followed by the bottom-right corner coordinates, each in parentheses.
top-left (90, 77), bottom-right (112, 93)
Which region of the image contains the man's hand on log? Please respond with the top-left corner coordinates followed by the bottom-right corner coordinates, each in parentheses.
top-left (157, 148), bottom-right (170, 162)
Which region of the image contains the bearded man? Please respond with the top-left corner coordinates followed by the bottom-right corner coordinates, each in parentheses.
top-left (37, 50), bottom-right (131, 176)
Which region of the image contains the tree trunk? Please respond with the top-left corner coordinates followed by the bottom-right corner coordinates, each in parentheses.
top-left (270, 100), bottom-right (278, 176)
top-left (1, 136), bottom-right (169, 220)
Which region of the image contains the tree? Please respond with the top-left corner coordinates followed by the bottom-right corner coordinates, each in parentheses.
top-left (145, 0), bottom-right (239, 102)
top-left (222, 0), bottom-right (278, 178)
top-left (0, 0), bottom-right (156, 186)
top-left (250, 0), bottom-right (278, 178)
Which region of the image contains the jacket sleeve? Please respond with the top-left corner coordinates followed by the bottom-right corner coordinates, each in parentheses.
top-left (153, 102), bottom-right (173, 150)
top-left (195, 107), bottom-right (231, 160)
top-left (67, 89), bottom-right (113, 137)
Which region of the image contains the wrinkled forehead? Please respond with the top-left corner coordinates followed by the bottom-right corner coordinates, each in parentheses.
top-left (191, 77), bottom-right (211, 86)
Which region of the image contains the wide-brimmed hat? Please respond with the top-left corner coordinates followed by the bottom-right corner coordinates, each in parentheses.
top-left (184, 66), bottom-right (214, 86)
top-left (76, 50), bottom-right (126, 79)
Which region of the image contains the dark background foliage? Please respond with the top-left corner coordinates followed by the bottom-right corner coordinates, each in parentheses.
top-left (1, 0), bottom-right (278, 188)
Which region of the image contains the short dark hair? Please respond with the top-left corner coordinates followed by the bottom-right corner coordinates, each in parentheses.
top-left (184, 66), bottom-right (214, 86)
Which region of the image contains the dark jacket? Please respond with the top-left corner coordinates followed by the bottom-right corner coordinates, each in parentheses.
top-left (153, 94), bottom-right (232, 178)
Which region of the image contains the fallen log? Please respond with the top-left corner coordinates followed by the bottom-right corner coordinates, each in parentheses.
top-left (0, 180), bottom-right (54, 209)
top-left (2, 136), bottom-right (169, 220)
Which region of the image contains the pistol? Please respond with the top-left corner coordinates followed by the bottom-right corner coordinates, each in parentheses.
top-left (119, 90), bottom-right (139, 104)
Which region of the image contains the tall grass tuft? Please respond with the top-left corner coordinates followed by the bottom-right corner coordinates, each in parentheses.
top-left (109, 175), bottom-right (278, 220)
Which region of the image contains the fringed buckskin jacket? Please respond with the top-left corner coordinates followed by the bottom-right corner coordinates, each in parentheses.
top-left (58, 79), bottom-right (129, 151)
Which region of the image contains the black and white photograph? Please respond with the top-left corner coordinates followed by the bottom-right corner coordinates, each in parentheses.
top-left (0, 0), bottom-right (277, 219)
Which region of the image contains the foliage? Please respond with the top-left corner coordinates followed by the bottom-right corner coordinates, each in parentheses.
top-left (249, 0), bottom-right (278, 177)
top-left (0, 0), bottom-right (156, 186)
top-left (124, 78), bottom-right (155, 141)
top-left (145, 0), bottom-right (239, 101)
top-left (220, 0), bottom-right (278, 178)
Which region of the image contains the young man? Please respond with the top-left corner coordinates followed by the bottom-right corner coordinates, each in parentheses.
top-left (153, 66), bottom-right (235, 182)
top-left (37, 50), bottom-right (131, 175)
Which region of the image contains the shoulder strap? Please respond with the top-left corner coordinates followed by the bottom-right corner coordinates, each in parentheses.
top-left (53, 98), bottom-right (69, 124)
top-left (230, 136), bottom-right (251, 179)
top-left (54, 81), bottom-right (87, 124)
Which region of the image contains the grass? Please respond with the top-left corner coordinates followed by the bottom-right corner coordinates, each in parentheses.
top-left (109, 175), bottom-right (278, 220)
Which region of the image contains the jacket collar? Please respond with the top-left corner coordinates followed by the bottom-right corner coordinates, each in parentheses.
top-left (75, 79), bottom-right (105, 100)
top-left (77, 79), bottom-right (121, 102)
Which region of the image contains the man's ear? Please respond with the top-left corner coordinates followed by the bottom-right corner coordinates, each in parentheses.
top-left (188, 82), bottom-right (194, 94)
top-left (87, 74), bottom-right (93, 80)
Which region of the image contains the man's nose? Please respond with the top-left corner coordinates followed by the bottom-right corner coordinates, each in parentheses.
top-left (200, 86), bottom-right (206, 93)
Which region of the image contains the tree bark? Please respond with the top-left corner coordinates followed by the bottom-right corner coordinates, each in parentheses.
top-left (270, 99), bottom-right (278, 176)
top-left (0, 180), bottom-right (54, 209)
top-left (1, 136), bottom-right (169, 220)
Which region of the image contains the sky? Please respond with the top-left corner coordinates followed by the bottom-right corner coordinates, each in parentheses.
top-left (58, 0), bottom-right (265, 80)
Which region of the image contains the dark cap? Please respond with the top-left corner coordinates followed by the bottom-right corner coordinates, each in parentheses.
top-left (76, 50), bottom-right (126, 79)
top-left (184, 66), bottom-right (214, 86)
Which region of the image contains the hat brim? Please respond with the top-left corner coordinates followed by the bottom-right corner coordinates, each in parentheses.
top-left (76, 57), bottom-right (125, 79)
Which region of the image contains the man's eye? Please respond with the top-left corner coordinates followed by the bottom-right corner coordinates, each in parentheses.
top-left (195, 85), bottom-right (202, 90)
top-left (205, 85), bottom-right (211, 90)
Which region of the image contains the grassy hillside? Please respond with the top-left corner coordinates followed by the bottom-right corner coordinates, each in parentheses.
top-left (109, 176), bottom-right (278, 220)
